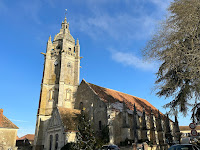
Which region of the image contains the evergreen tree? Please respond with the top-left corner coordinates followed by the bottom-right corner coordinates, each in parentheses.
top-left (143, 0), bottom-right (200, 115)
top-left (61, 111), bottom-right (109, 150)
top-left (72, 111), bottom-right (96, 150)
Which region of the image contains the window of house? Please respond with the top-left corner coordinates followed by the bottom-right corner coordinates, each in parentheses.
top-left (74, 47), bottom-right (75, 53)
top-left (99, 121), bottom-right (102, 131)
top-left (49, 135), bottom-right (53, 150)
top-left (55, 134), bottom-right (59, 150)
top-left (66, 25), bottom-right (67, 28)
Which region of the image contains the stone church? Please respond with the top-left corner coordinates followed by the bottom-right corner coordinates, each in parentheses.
top-left (33, 16), bottom-right (180, 150)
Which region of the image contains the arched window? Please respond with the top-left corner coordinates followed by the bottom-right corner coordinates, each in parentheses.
top-left (49, 135), bottom-right (53, 150)
top-left (49, 89), bottom-right (54, 100)
top-left (55, 134), bottom-right (59, 150)
top-left (79, 102), bottom-right (83, 110)
top-left (66, 89), bottom-right (71, 100)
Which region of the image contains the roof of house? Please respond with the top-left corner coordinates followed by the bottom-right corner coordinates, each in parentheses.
top-left (58, 107), bottom-right (81, 131)
top-left (0, 115), bottom-right (19, 129)
top-left (87, 82), bottom-right (165, 118)
top-left (17, 134), bottom-right (35, 141)
top-left (180, 126), bottom-right (200, 131)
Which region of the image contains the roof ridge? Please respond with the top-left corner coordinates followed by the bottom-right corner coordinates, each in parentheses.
top-left (87, 82), bottom-right (168, 119)
top-left (88, 82), bottom-right (146, 101)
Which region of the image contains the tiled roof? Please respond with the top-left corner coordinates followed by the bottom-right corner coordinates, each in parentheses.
top-left (180, 126), bottom-right (200, 131)
top-left (88, 82), bottom-right (164, 117)
top-left (0, 115), bottom-right (18, 129)
top-left (17, 134), bottom-right (35, 141)
top-left (58, 107), bottom-right (80, 131)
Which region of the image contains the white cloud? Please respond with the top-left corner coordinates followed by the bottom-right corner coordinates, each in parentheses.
top-left (17, 127), bottom-right (35, 137)
top-left (110, 49), bottom-right (157, 71)
top-left (10, 119), bottom-right (29, 123)
top-left (150, 0), bottom-right (172, 10)
top-left (72, 13), bottom-right (157, 40)
top-left (71, 0), bottom-right (173, 41)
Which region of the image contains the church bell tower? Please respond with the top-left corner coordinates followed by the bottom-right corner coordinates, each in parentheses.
top-left (34, 16), bottom-right (81, 149)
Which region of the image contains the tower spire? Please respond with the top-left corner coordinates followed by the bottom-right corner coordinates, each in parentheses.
top-left (156, 110), bottom-right (164, 145)
top-left (133, 103), bottom-right (138, 143)
top-left (165, 113), bottom-right (173, 144)
top-left (48, 35), bottom-right (51, 42)
top-left (65, 9), bottom-right (67, 17)
top-left (174, 115), bottom-right (181, 143)
top-left (150, 108), bottom-right (156, 145)
top-left (133, 103), bottom-right (137, 114)
top-left (76, 38), bottom-right (79, 46)
top-left (46, 35), bottom-right (52, 55)
top-left (64, 9), bottom-right (68, 24)
top-left (64, 16), bottom-right (67, 23)
top-left (60, 14), bottom-right (70, 35)
top-left (141, 107), bottom-right (148, 141)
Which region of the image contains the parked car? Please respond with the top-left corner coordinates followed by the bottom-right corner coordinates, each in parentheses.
top-left (168, 144), bottom-right (200, 150)
top-left (101, 145), bottom-right (120, 150)
top-left (101, 145), bottom-right (109, 150)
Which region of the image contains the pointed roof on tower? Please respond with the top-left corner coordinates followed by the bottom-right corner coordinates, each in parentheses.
top-left (53, 17), bottom-right (75, 43)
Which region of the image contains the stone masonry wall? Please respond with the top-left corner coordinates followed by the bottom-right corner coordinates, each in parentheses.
top-left (74, 81), bottom-right (108, 133)
top-left (0, 128), bottom-right (18, 150)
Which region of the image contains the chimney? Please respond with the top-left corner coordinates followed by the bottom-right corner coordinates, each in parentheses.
top-left (0, 109), bottom-right (3, 127)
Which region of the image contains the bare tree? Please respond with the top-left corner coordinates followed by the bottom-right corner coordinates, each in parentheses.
top-left (143, 0), bottom-right (200, 115)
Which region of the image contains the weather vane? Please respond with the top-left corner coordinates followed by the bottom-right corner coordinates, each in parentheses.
top-left (65, 9), bottom-right (67, 16)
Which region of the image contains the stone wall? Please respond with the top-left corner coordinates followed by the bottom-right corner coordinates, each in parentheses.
top-left (74, 81), bottom-right (108, 133)
top-left (75, 81), bottom-right (176, 146)
top-left (0, 128), bottom-right (18, 150)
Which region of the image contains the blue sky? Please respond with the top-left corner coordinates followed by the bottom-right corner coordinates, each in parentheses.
top-left (0, 0), bottom-right (192, 137)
